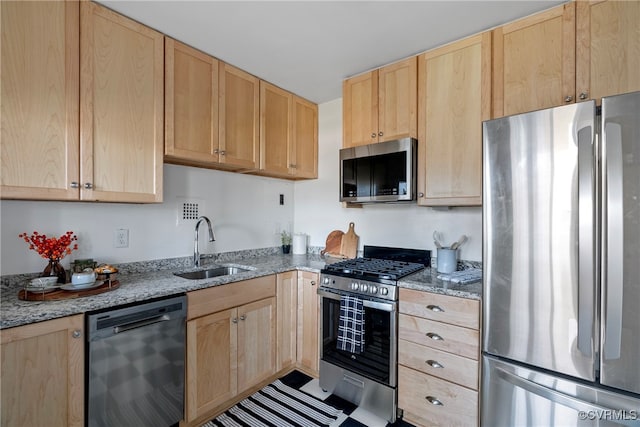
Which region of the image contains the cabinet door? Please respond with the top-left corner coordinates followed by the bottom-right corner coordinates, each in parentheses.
top-left (292, 96), bottom-right (318, 179)
top-left (418, 33), bottom-right (490, 206)
top-left (377, 57), bottom-right (417, 143)
top-left (260, 81), bottom-right (292, 176)
top-left (297, 271), bottom-right (319, 374)
top-left (576, 0), bottom-right (640, 103)
top-left (237, 297), bottom-right (276, 392)
top-left (1, 315), bottom-right (84, 427)
top-left (165, 38), bottom-right (219, 164)
top-left (276, 271), bottom-right (298, 371)
top-left (80, 2), bottom-right (164, 202)
top-left (219, 63), bottom-right (260, 169)
top-left (343, 70), bottom-right (378, 148)
top-left (1, 0), bottom-right (79, 200)
top-left (493, 3), bottom-right (576, 117)
top-left (186, 308), bottom-right (237, 423)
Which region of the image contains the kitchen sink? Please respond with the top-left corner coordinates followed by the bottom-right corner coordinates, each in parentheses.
top-left (174, 266), bottom-right (250, 280)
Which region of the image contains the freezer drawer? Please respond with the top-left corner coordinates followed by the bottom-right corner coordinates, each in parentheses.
top-left (481, 355), bottom-right (640, 427)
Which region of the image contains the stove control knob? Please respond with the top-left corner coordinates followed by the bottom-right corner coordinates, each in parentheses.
top-left (323, 277), bottom-right (330, 285)
top-left (361, 284), bottom-right (368, 292)
top-left (351, 282), bottom-right (359, 291)
top-left (370, 285), bottom-right (378, 294)
top-left (380, 287), bottom-right (389, 296)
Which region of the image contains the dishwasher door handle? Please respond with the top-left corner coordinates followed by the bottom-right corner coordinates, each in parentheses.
top-left (113, 314), bottom-right (171, 334)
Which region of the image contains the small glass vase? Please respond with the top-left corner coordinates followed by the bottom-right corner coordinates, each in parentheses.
top-left (43, 258), bottom-right (67, 284)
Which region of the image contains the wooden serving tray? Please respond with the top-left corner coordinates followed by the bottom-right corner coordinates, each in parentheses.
top-left (18, 280), bottom-right (120, 301)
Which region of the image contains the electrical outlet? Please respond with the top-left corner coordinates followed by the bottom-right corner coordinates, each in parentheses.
top-left (114, 228), bottom-right (129, 248)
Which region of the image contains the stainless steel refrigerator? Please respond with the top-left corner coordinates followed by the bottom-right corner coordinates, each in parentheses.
top-left (482, 91), bottom-right (640, 426)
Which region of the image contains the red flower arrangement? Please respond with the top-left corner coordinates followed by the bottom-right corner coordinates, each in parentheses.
top-left (19, 231), bottom-right (78, 260)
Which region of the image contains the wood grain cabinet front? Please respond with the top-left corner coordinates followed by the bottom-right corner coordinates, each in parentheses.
top-left (343, 57), bottom-right (417, 148)
top-left (1, 315), bottom-right (84, 427)
top-left (398, 289), bottom-right (481, 427)
top-left (417, 32), bottom-right (490, 207)
top-left (493, 0), bottom-right (639, 117)
top-left (185, 276), bottom-right (276, 425)
top-left (1, 0), bottom-right (163, 202)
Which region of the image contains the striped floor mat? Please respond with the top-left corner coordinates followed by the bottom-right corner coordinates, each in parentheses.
top-left (203, 379), bottom-right (343, 427)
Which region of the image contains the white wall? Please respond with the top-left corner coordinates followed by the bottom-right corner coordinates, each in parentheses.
top-left (293, 99), bottom-right (482, 261)
top-left (1, 165), bottom-right (294, 275)
top-left (1, 97), bottom-right (482, 276)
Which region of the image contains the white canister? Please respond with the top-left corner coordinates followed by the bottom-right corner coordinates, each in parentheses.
top-left (292, 233), bottom-right (308, 255)
top-left (437, 248), bottom-right (458, 273)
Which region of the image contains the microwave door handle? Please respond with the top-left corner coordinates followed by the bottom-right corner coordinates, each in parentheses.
top-left (603, 122), bottom-right (624, 360)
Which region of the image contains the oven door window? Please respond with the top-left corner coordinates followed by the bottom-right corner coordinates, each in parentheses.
top-left (321, 296), bottom-right (393, 385)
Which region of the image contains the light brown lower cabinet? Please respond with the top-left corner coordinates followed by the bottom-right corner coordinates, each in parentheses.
top-left (398, 288), bottom-right (480, 427)
top-left (1, 314), bottom-right (84, 427)
top-left (185, 276), bottom-right (276, 424)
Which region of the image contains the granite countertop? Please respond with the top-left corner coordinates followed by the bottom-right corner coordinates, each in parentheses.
top-left (1, 250), bottom-right (482, 329)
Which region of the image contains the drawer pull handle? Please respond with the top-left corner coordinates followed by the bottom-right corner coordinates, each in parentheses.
top-left (426, 396), bottom-right (444, 406)
top-left (426, 332), bottom-right (444, 341)
top-left (426, 359), bottom-right (444, 369)
top-left (426, 305), bottom-right (444, 312)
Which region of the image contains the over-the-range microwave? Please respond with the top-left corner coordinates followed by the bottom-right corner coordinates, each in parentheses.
top-left (340, 138), bottom-right (417, 203)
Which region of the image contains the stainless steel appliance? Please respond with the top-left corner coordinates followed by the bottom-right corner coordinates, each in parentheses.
top-left (319, 245), bottom-right (429, 423)
top-left (482, 91), bottom-right (640, 426)
top-left (86, 295), bottom-right (187, 427)
top-left (340, 138), bottom-right (417, 203)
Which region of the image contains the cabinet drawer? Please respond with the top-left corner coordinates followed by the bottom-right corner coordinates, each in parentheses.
top-left (399, 288), bottom-right (480, 330)
top-left (399, 339), bottom-right (478, 390)
top-left (399, 313), bottom-right (479, 360)
top-left (188, 275), bottom-right (276, 320)
top-left (399, 365), bottom-right (478, 427)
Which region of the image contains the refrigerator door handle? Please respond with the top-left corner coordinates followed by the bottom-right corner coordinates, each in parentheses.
top-left (577, 125), bottom-right (595, 357)
top-left (603, 122), bottom-right (624, 360)
top-left (495, 365), bottom-right (621, 415)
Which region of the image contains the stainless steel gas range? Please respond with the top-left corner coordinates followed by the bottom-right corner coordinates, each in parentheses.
top-left (318, 246), bottom-right (430, 423)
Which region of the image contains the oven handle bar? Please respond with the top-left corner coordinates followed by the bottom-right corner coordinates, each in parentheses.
top-left (317, 288), bottom-right (396, 312)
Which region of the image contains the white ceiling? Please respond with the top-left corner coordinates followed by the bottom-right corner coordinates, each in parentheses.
top-left (100, 0), bottom-right (566, 104)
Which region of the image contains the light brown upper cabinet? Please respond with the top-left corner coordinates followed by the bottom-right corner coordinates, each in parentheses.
top-left (343, 57), bottom-right (417, 148)
top-left (219, 63), bottom-right (260, 170)
top-left (576, 0), bottom-right (640, 103)
top-left (418, 33), bottom-right (491, 207)
top-left (165, 38), bottom-right (220, 167)
top-left (80, 2), bottom-right (164, 202)
top-left (260, 82), bottom-right (318, 179)
top-left (1, 0), bottom-right (80, 201)
top-left (492, 3), bottom-right (576, 118)
top-left (2, 1), bottom-right (163, 203)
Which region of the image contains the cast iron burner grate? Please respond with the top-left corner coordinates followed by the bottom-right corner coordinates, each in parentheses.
top-left (324, 257), bottom-right (424, 280)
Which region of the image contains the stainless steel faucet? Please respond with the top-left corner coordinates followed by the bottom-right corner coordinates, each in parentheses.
top-left (194, 216), bottom-right (215, 267)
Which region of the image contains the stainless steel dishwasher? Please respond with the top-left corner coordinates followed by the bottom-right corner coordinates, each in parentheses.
top-left (86, 295), bottom-right (187, 427)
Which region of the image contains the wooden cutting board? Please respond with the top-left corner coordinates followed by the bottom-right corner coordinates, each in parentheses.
top-left (321, 229), bottom-right (344, 257)
top-left (340, 222), bottom-right (359, 259)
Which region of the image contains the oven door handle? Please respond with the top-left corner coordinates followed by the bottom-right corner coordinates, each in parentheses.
top-left (317, 288), bottom-right (396, 312)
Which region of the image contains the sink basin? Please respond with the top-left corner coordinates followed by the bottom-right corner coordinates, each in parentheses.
top-left (174, 266), bottom-right (250, 280)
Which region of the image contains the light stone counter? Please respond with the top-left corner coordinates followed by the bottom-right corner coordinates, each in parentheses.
top-left (1, 249), bottom-right (481, 329)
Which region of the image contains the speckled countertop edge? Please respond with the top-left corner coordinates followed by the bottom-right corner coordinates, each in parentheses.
top-left (1, 247), bottom-right (482, 329)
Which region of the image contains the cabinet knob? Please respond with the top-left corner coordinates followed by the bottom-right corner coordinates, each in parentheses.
top-left (311, 281), bottom-right (316, 286)
top-left (565, 95), bottom-right (573, 103)
top-left (426, 304), bottom-right (444, 312)
top-left (214, 149), bottom-right (219, 154)
top-left (240, 315), bottom-right (246, 321)
top-left (579, 92), bottom-right (588, 100)
top-left (426, 359), bottom-right (444, 369)
top-left (371, 133), bottom-right (377, 138)
top-left (426, 396), bottom-right (444, 406)
top-left (220, 151), bottom-right (226, 155)
top-left (84, 182), bottom-right (93, 189)
top-left (426, 332), bottom-right (444, 341)
top-left (70, 182), bottom-right (79, 189)
top-left (232, 318), bottom-right (238, 324)
top-left (378, 131), bottom-right (383, 137)
top-left (418, 192), bottom-right (424, 198)
top-left (72, 330), bottom-right (82, 339)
